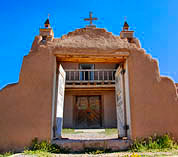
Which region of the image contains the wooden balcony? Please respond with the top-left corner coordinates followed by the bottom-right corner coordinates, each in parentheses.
top-left (65, 69), bottom-right (116, 88)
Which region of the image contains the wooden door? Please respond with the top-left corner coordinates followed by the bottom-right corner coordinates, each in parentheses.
top-left (76, 96), bottom-right (101, 129)
top-left (76, 96), bottom-right (88, 128)
top-left (88, 96), bottom-right (101, 128)
top-left (56, 65), bottom-right (66, 138)
top-left (115, 65), bottom-right (126, 137)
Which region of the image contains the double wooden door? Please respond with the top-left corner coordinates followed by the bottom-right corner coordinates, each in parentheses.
top-left (75, 96), bottom-right (102, 129)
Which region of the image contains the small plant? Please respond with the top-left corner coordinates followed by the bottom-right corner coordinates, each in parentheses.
top-left (84, 148), bottom-right (104, 154)
top-left (124, 153), bottom-right (141, 157)
top-left (131, 134), bottom-right (177, 152)
top-left (0, 152), bottom-right (13, 157)
top-left (83, 148), bottom-right (112, 154)
top-left (25, 138), bottom-right (113, 155)
top-left (24, 137), bottom-right (70, 154)
top-left (24, 150), bottom-right (53, 157)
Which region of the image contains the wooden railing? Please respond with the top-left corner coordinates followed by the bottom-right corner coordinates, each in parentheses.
top-left (65, 69), bottom-right (116, 83)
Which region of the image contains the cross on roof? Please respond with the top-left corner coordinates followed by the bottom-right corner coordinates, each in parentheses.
top-left (84, 12), bottom-right (98, 26)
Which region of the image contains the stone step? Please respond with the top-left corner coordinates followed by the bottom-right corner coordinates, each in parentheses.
top-left (52, 139), bottom-right (131, 152)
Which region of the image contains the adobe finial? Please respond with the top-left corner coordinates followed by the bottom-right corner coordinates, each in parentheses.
top-left (39, 14), bottom-right (54, 42)
top-left (123, 17), bottom-right (129, 31)
top-left (120, 18), bottom-right (134, 40)
top-left (44, 14), bottom-right (50, 28)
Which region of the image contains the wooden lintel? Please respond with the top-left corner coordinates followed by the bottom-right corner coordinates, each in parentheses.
top-left (54, 51), bottom-right (129, 57)
top-left (65, 85), bottom-right (115, 91)
top-left (65, 88), bottom-right (115, 92)
top-left (57, 57), bottom-right (125, 63)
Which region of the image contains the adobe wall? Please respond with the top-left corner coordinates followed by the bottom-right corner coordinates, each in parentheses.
top-left (63, 90), bottom-right (117, 128)
top-left (128, 48), bottom-right (178, 139)
top-left (95, 63), bottom-right (116, 69)
top-left (0, 37), bottom-right (56, 152)
top-left (60, 62), bottom-right (78, 69)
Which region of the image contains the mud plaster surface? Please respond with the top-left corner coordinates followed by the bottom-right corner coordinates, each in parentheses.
top-left (47, 27), bottom-right (138, 50)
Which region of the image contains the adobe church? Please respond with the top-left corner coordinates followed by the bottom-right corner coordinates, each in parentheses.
top-left (0, 13), bottom-right (178, 151)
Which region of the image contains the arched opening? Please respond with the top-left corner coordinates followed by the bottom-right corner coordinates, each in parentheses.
top-left (51, 55), bottom-right (131, 141)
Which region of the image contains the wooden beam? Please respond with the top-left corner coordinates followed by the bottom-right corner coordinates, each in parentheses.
top-left (54, 51), bottom-right (130, 57)
top-left (57, 57), bottom-right (125, 63)
top-left (65, 85), bottom-right (115, 91)
top-left (65, 90), bottom-right (115, 95)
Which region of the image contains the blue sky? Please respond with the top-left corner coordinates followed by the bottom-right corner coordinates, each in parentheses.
top-left (0, 0), bottom-right (177, 89)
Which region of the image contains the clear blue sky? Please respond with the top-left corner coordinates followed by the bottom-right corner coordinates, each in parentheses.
top-left (0, 0), bottom-right (177, 89)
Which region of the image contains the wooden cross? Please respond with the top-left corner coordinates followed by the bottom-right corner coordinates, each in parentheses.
top-left (84, 12), bottom-right (98, 25)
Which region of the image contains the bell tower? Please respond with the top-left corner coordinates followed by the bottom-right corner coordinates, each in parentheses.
top-left (120, 21), bottom-right (134, 40)
top-left (39, 15), bottom-right (54, 42)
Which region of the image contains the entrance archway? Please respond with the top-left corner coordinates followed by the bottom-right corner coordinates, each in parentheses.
top-left (52, 55), bottom-right (131, 140)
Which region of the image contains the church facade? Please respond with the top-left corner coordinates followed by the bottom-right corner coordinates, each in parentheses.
top-left (0, 15), bottom-right (178, 152)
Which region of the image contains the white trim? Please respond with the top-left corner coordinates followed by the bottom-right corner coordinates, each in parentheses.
top-left (51, 56), bottom-right (57, 140)
top-left (125, 60), bottom-right (132, 139)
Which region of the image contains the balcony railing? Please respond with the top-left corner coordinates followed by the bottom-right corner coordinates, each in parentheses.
top-left (65, 69), bottom-right (116, 83)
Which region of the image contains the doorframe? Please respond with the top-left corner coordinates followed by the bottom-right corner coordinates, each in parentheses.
top-left (51, 57), bottom-right (57, 140)
top-left (124, 59), bottom-right (132, 139)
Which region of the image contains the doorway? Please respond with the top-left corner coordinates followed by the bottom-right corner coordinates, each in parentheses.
top-left (75, 96), bottom-right (102, 129)
top-left (52, 61), bottom-right (131, 140)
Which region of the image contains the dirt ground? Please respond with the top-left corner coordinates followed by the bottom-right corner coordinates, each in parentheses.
top-left (61, 129), bottom-right (118, 140)
top-left (54, 152), bottom-right (178, 157)
top-left (12, 151), bottom-right (178, 157)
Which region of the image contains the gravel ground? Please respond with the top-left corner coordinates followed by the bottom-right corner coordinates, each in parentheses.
top-left (12, 151), bottom-right (178, 157)
top-left (54, 152), bottom-right (178, 157)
